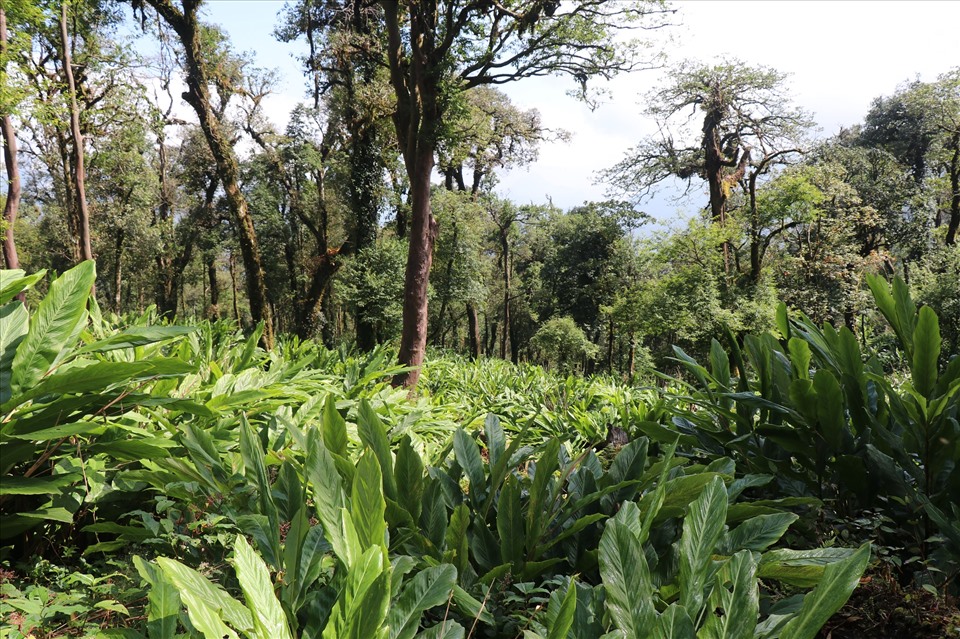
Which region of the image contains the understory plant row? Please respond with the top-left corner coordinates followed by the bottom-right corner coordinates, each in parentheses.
top-left (0, 262), bottom-right (957, 638)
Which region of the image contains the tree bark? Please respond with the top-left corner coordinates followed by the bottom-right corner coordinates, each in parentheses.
top-left (0, 9), bottom-right (22, 286)
top-left (142, 0), bottom-right (274, 349)
top-left (383, 0), bottom-right (441, 389)
top-left (206, 255), bottom-right (220, 319)
top-left (59, 1), bottom-right (93, 266)
top-left (466, 302), bottom-right (481, 359)
top-left (112, 228), bottom-right (124, 313)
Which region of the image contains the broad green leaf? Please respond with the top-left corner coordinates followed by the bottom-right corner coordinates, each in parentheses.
top-left (156, 557), bottom-right (252, 632)
top-left (416, 622), bottom-right (465, 639)
top-left (73, 326), bottom-right (197, 356)
top-left (678, 476), bottom-right (727, 617)
top-left (720, 513), bottom-right (799, 554)
top-left (497, 473), bottom-right (524, 567)
top-left (912, 306), bottom-right (941, 400)
top-left (526, 439), bottom-right (561, 548)
top-left (11, 359), bottom-right (195, 408)
top-left (652, 604), bottom-right (694, 639)
top-left (0, 301), bottom-right (28, 404)
top-left (343, 546), bottom-right (390, 639)
top-left (357, 399), bottom-right (398, 501)
top-left (231, 536), bottom-right (293, 639)
top-left (305, 431), bottom-right (348, 563)
top-left (133, 557), bottom-right (179, 639)
top-left (240, 416), bottom-right (280, 555)
top-left (453, 428), bottom-right (487, 507)
top-left (0, 269), bottom-right (45, 305)
top-left (484, 413), bottom-right (505, 469)
top-left (545, 579), bottom-right (577, 639)
top-left (812, 370), bottom-right (844, 449)
top-left (388, 564), bottom-right (457, 639)
top-left (699, 550), bottom-right (759, 639)
top-left (11, 261), bottom-right (95, 395)
top-left (599, 519), bottom-right (654, 637)
top-left (178, 588), bottom-right (240, 639)
top-left (758, 547), bottom-right (859, 588)
top-left (322, 394), bottom-right (349, 457)
top-left (395, 435), bottom-right (425, 522)
top-left (709, 338), bottom-right (731, 388)
top-left (0, 473), bottom-right (81, 496)
top-left (788, 338), bottom-right (811, 381)
top-left (639, 471), bottom-right (723, 525)
top-left (779, 544), bottom-right (870, 639)
top-left (352, 450), bottom-right (387, 552)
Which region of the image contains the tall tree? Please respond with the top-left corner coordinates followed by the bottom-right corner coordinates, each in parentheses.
top-left (0, 6), bottom-right (22, 276)
top-left (276, 0), bottom-right (393, 350)
top-left (605, 60), bottom-right (812, 274)
top-left (381, 0), bottom-right (672, 388)
top-left (59, 0), bottom-right (93, 266)
top-left (131, 0), bottom-right (275, 348)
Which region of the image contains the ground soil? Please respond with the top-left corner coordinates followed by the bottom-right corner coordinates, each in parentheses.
top-left (819, 568), bottom-right (960, 638)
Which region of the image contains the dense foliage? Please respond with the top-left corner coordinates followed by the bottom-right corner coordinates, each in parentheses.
top-left (2, 262), bottom-right (958, 637)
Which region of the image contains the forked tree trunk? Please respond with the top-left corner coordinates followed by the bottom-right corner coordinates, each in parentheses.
top-left (59, 1), bottom-right (93, 267)
top-left (1, 9), bottom-right (21, 282)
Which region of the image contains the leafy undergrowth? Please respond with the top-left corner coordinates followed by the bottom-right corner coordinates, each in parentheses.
top-left (818, 568), bottom-right (960, 638)
top-left (1, 262), bottom-right (957, 638)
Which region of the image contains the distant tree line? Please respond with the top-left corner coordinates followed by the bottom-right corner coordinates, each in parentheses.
top-left (2, 1), bottom-right (957, 387)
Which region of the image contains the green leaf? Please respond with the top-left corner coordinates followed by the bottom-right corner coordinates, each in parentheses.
top-left (232, 536), bottom-right (293, 639)
top-left (779, 544), bottom-right (870, 639)
top-left (357, 399), bottom-right (398, 502)
top-left (678, 476), bottom-right (727, 617)
top-left (599, 519), bottom-right (654, 637)
top-left (305, 431), bottom-right (348, 563)
top-left (546, 579), bottom-right (577, 639)
top-left (484, 413), bottom-right (506, 470)
top-left (395, 435), bottom-right (425, 522)
top-left (652, 604), bottom-right (695, 639)
top-left (133, 557), bottom-right (179, 639)
top-left (0, 269), bottom-right (45, 305)
top-left (497, 473), bottom-right (524, 567)
top-left (721, 513), bottom-right (799, 554)
top-left (0, 301), bottom-right (28, 404)
top-left (526, 439), bottom-right (561, 549)
top-left (156, 557), bottom-right (252, 632)
top-left (416, 622), bottom-right (465, 639)
top-left (73, 326), bottom-right (197, 356)
top-left (699, 550), bottom-right (759, 639)
top-left (388, 564), bottom-right (457, 639)
top-left (454, 428), bottom-right (487, 507)
top-left (912, 306), bottom-right (941, 400)
top-left (0, 473), bottom-right (81, 496)
top-left (758, 547), bottom-right (860, 588)
top-left (709, 338), bottom-right (731, 388)
top-left (11, 261), bottom-right (95, 395)
top-left (352, 450), bottom-right (387, 551)
top-left (178, 588), bottom-right (241, 639)
top-left (322, 394), bottom-right (349, 457)
top-left (812, 370), bottom-right (844, 450)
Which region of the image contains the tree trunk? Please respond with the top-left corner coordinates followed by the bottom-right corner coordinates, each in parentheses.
top-left (628, 334), bottom-right (636, 378)
top-left (112, 228), bottom-right (124, 313)
top-left (0, 14), bottom-right (21, 289)
top-left (466, 301), bottom-right (481, 359)
top-left (393, 146), bottom-right (438, 388)
top-left (207, 255), bottom-right (220, 319)
top-left (607, 317), bottom-right (615, 372)
top-left (144, 0), bottom-right (273, 349)
top-left (500, 230), bottom-right (511, 360)
top-left (229, 251), bottom-right (241, 324)
top-left (60, 1), bottom-right (93, 266)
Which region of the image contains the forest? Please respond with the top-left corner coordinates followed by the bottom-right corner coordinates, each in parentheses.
top-left (1, 0), bottom-right (959, 637)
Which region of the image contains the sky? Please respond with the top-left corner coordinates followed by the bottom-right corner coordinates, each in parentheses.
top-left (192, 0), bottom-right (960, 223)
